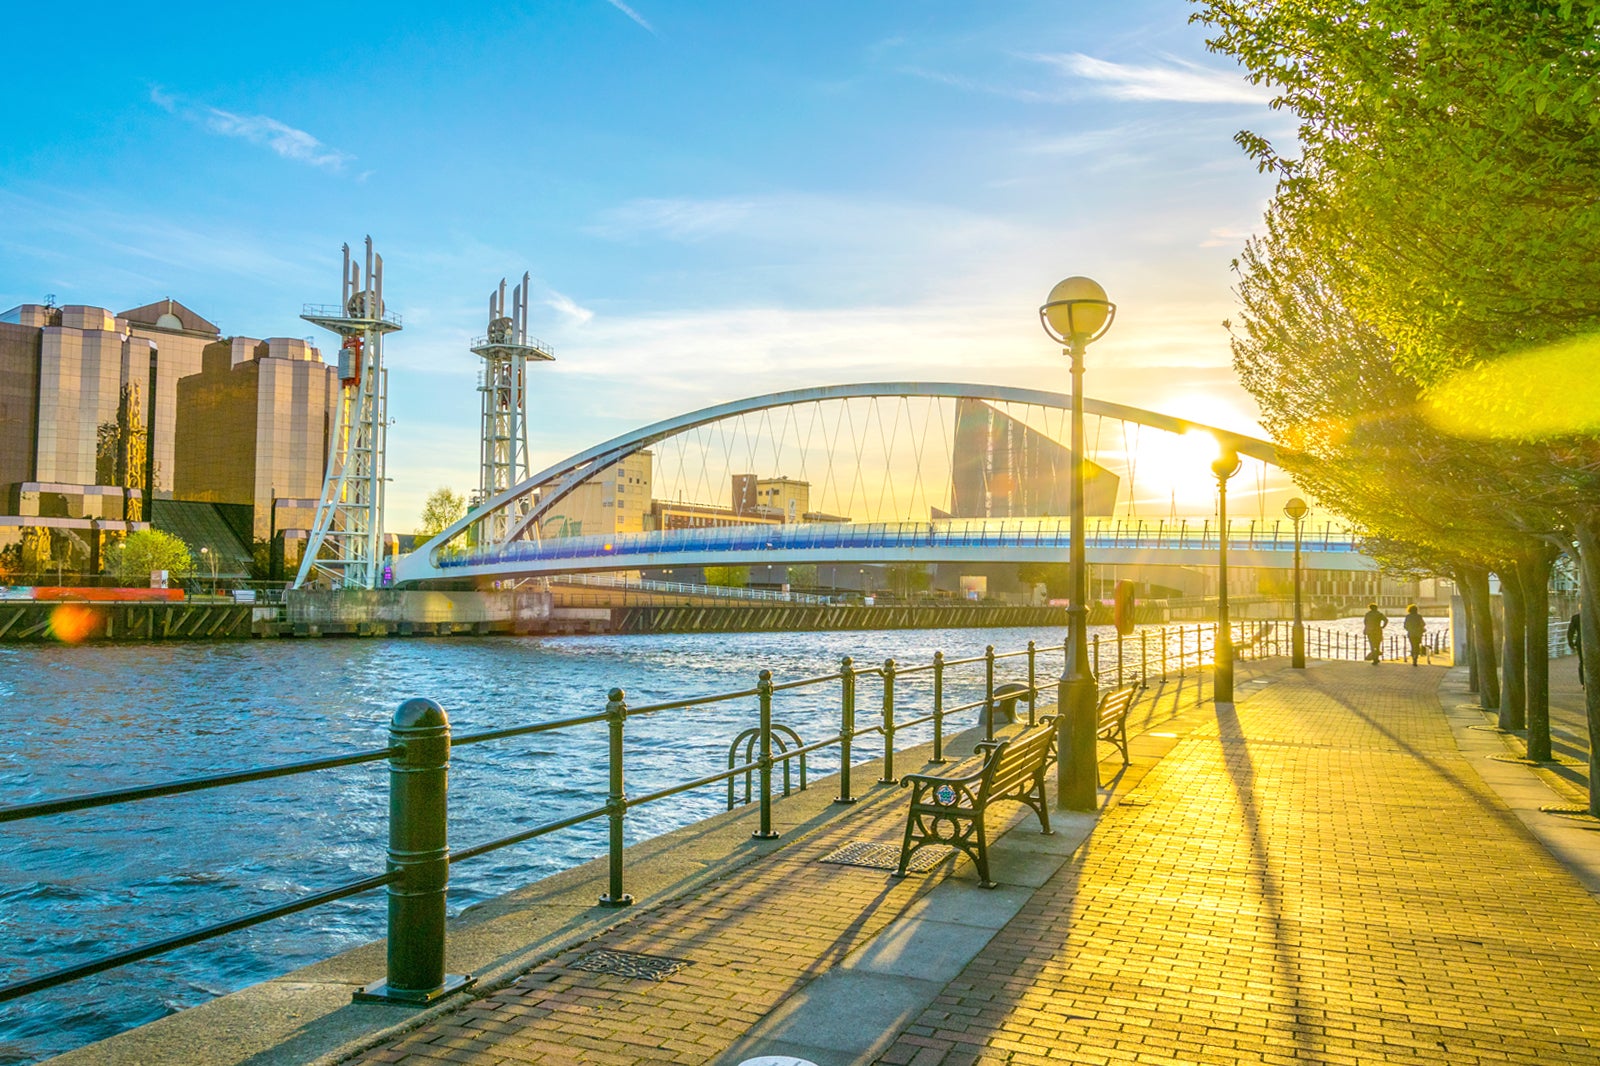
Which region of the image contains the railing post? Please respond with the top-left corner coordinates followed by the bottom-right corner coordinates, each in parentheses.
top-left (1093, 634), bottom-right (1101, 682)
top-left (879, 658), bottom-right (898, 783)
top-left (1116, 631), bottom-right (1125, 687)
top-left (1178, 625), bottom-right (1186, 678)
top-left (932, 650), bottom-right (946, 763)
top-left (356, 698), bottom-right (472, 1004)
top-left (598, 688), bottom-right (634, 906)
top-left (984, 645), bottom-right (996, 741)
top-left (836, 656), bottom-right (857, 803)
top-left (754, 670), bottom-right (779, 839)
top-left (1140, 629), bottom-right (1148, 689)
top-left (1026, 640), bottom-right (1037, 726)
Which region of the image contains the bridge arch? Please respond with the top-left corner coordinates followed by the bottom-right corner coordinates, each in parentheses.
top-left (410, 382), bottom-right (1279, 571)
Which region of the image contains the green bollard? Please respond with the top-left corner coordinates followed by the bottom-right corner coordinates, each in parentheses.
top-left (354, 698), bottom-right (474, 1005)
top-left (754, 670), bottom-right (779, 839)
top-left (599, 688), bottom-right (634, 906)
top-left (879, 658), bottom-right (897, 783)
top-left (836, 657), bottom-right (857, 803)
top-left (1026, 640), bottom-right (1037, 726)
top-left (984, 645), bottom-right (996, 741)
top-left (932, 651), bottom-right (946, 764)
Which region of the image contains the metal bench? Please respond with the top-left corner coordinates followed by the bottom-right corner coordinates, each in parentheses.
top-left (894, 718), bottom-right (1056, 889)
top-left (1096, 684), bottom-right (1138, 784)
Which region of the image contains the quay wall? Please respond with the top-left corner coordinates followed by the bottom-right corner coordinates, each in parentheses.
top-left (1, 588), bottom-right (1397, 642)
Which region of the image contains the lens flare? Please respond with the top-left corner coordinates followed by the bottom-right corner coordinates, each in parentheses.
top-left (1424, 332), bottom-right (1600, 440)
top-left (49, 603), bottom-right (103, 644)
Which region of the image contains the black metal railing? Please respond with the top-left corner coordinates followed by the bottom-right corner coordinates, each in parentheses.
top-left (0, 621), bottom-right (1353, 1012)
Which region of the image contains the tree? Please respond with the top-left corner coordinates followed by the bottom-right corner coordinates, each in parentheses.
top-left (785, 564), bottom-right (819, 590)
top-left (1195, 0), bottom-right (1600, 806)
top-left (417, 487), bottom-right (466, 538)
top-left (107, 530), bottom-right (193, 582)
top-left (1018, 562), bottom-right (1072, 600)
top-left (704, 566), bottom-right (749, 588)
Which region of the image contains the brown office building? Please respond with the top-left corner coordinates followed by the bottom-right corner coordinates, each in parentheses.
top-left (174, 338), bottom-right (335, 542)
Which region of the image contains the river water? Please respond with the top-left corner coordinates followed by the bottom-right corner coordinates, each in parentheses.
top-left (0, 617), bottom-right (1442, 1064)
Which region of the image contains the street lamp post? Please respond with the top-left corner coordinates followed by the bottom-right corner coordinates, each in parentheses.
top-left (1212, 446), bottom-right (1242, 704)
top-left (1040, 276), bottom-right (1116, 811)
top-left (1284, 497), bottom-right (1310, 669)
top-left (200, 546), bottom-right (218, 592)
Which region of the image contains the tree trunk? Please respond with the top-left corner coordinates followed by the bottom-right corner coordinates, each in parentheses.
top-left (1571, 517), bottom-right (1600, 816)
top-left (1496, 566), bottom-right (1527, 731)
top-left (1461, 585), bottom-right (1480, 691)
top-left (1520, 550), bottom-right (1554, 762)
top-left (1462, 567), bottom-right (1500, 710)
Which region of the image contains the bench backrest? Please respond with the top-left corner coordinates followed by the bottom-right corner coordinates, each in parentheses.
top-left (980, 722), bottom-right (1056, 801)
top-left (1097, 685), bottom-right (1137, 728)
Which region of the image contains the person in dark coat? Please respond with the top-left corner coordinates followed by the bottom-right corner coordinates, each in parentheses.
top-left (1363, 603), bottom-right (1388, 664)
top-left (1570, 612), bottom-right (1585, 686)
top-left (1403, 604), bottom-right (1426, 665)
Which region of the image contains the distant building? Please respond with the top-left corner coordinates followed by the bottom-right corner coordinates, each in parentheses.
top-left (537, 451), bottom-right (654, 538)
top-left (173, 338), bottom-right (336, 544)
top-left (949, 398), bottom-right (1119, 518)
top-left (651, 499), bottom-right (783, 531)
top-left (0, 297), bottom-right (336, 578)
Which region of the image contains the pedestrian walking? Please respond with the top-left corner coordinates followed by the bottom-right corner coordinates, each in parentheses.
top-left (1363, 602), bottom-right (1388, 664)
top-left (1570, 612), bottom-right (1585, 686)
top-left (1403, 604), bottom-right (1426, 665)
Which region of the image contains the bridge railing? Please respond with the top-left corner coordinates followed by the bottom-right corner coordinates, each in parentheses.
top-left (555, 572), bottom-right (833, 604)
top-left (438, 517), bottom-right (1362, 569)
top-left (0, 623), bottom-right (1313, 1027)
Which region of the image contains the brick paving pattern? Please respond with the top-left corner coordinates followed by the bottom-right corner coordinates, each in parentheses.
top-left (345, 768), bottom-right (952, 1066)
top-left (881, 664), bottom-right (1600, 1065)
top-left (344, 663), bottom-right (1600, 1065)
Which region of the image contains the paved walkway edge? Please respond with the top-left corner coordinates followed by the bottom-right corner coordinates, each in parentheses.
top-left (1436, 665), bottom-right (1600, 898)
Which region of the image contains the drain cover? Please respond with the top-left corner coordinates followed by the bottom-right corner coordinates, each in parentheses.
top-left (568, 950), bottom-right (691, 981)
top-left (819, 840), bottom-right (952, 872)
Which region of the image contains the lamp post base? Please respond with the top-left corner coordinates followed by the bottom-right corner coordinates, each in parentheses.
top-left (1215, 631), bottom-right (1234, 704)
top-left (1056, 605), bottom-right (1099, 811)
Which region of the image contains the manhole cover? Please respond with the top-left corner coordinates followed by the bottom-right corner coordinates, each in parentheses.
top-left (819, 840), bottom-right (952, 872)
top-left (568, 950), bottom-right (691, 981)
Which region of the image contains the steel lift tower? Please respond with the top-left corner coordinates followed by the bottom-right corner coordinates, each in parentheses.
top-left (294, 237), bottom-right (401, 589)
top-left (471, 273), bottom-right (553, 541)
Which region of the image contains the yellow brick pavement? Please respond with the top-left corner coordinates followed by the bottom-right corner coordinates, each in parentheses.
top-left (879, 663), bottom-right (1600, 1065)
top-left (341, 662), bottom-right (1600, 1066)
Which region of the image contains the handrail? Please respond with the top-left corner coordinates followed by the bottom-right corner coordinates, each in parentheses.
top-left (0, 745), bottom-right (403, 823)
top-left (6, 622), bottom-right (1277, 1028)
top-left (436, 515), bottom-right (1365, 570)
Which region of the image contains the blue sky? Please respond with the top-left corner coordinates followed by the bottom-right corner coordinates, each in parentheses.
top-left (1, 0), bottom-right (1293, 527)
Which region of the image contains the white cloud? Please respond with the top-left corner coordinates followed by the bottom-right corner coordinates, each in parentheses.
top-left (592, 197), bottom-right (758, 241)
top-left (1033, 53), bottom-right (1272, 105)
top-left (546, 291), bottom-right (595, 325)
top-left (149, 88), bottom-right (354, 173)
top-left (604, 0), bottom-right (655, 34)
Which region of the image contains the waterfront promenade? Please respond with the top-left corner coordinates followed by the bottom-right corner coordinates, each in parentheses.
top-left (60, 656), bottom-right (1600, 1065)
top-left (342, 658), bottom-right (1600, 1065)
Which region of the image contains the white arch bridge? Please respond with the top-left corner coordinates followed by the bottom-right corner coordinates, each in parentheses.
top-left (390, 382), bottom-right (1373, 586)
